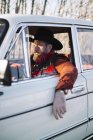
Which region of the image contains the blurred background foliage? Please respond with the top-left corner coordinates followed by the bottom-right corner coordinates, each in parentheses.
top-left (0, 0), bottom-right (93, 20)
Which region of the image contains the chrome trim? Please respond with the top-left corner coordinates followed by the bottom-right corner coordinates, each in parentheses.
top-left (87, 92), bottom-right (93, 95)
top-left (89, 116), bottom-right (93, 121)
top-left (74, 26), bottom-right (83, 72)
top-left (71, 25), bottom-right (81, 72)
top-left (22, 29), bottom-right (30, 78)
top-left (84, 134), bottom-right (93, 140)
top-left (41, 119), bottom-right (88, 140)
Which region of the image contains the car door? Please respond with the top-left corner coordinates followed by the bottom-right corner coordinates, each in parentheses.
top-left (0, 23), bottom-right (88, 140)
top-left (76, 26), bottom-right (93, 138)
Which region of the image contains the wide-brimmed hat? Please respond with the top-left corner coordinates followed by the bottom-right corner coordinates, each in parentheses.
top-left (32, 28), bottom-right (63, 50)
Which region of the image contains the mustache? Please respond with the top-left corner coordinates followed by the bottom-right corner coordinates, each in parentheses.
top-left (34, 50), bottom-right (41, 54)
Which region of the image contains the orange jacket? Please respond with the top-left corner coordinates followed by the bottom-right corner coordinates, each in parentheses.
top-left (31, 53), bottom-right (78, 90)
top-left (55, 59), bottom-right (78, 91)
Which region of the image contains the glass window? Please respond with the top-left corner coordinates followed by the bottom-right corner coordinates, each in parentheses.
top-left (5, 28), bottom-right (28, 82)
top-left (77, 28), bottom-right (93, 70)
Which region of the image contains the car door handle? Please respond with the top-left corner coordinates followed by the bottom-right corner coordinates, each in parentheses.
top-left (0, 91), bottom-right (4, 96)
top-left (71, 86), bottom-right (85, 94)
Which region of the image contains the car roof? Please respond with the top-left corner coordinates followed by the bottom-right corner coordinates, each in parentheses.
top-left (0, 14), bottom-right (93, 27)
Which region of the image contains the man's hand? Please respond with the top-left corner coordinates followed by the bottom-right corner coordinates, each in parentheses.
top-left (53, 90), bottom-right (66, 119)
top-left (11, 63), bottom-right (21, 68)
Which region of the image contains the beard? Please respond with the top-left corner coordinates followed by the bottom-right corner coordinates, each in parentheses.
top-left (33, 53), bottom-right (40, 61)
top-left (33, 53), bottom-right (45, 64)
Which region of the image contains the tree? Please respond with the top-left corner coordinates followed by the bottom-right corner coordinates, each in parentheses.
top-left (1, 0), bottom-right (6, 14)
top-left (31, 0), bottom-right (35, 14)
top-left (22, 0), bottom-right (27, 14)
top-left (7, 0), bottom-right (10, 13)
top-left (42, 0), bottom-right (47, 15)
top-left (15, 0), bottom-right (22, 13)
top-left (58, 0), bottom-right (63, 14)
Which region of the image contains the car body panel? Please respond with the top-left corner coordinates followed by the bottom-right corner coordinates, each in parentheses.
top-left (82, 71), bottom-right (93, 137)
top-left (0, 74), bottom-right (88, 140)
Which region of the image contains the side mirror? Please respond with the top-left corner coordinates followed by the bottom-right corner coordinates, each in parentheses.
top-left (0, 60), bottom-right (11, 86)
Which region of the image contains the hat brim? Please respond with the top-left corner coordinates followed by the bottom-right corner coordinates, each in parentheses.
top-left (51, 38), bottom-right (63, 50)
top-left (30, 36), bottom-right (63, 51)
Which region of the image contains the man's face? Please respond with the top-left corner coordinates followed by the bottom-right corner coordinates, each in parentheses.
top-left (33, 40), bottom-right (49, 54)
top-left (32, 40), bottom-right (52, 62)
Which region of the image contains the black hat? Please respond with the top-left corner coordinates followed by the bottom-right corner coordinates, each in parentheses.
top-left (33, 28), bottom-right (63, 50)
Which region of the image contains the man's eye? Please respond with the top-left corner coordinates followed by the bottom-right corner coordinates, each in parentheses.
top-left (39, 45), bottom-right (43, 48)
top-left (32, 43), bottom-right (36, 47)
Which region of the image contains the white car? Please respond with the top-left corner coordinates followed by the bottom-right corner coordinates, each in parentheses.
top-left (0, 15), bottom-right (93, 140)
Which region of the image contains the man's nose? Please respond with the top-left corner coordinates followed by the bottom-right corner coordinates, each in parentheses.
top-left (34, 44), bottom-right (39, 51)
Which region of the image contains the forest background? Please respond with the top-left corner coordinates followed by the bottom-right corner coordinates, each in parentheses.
top-left (0, 0), bottom-right (93, 21)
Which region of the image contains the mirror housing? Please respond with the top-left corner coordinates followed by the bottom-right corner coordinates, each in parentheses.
top-left (0, 60), bottom-right (11, 86)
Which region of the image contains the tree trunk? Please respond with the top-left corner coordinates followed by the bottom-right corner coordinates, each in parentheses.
top-left (7, 0), bottom-right (10, 13)
top-left (42, 0), bottom-right (47, 15)
top-left (25, 0), bottom-right (27, 14)
top-left (15, 0), bottom-right (22, 13)
top-left (1, 0), bottom-right (6, 13)
top-left (15, 0), bottom-right (19, 13)
top-left (31, 0), bottom-right (35, 14)
top-left (58, 0), bottom-right (63, 14)
top-left (22, 0), bottom-right (26, 14)
top-left (22, 0), bottom-right (24, 13)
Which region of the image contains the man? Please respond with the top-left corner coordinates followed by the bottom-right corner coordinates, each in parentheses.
top-left (31, 28), bottom-right (78, 119)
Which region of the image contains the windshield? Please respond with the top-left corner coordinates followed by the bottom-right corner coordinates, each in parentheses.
top-left (0, 19), bottom-right (9, 46)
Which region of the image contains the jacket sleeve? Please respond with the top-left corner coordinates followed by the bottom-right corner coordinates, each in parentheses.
top-left (55, 59), bottom-right (78, 91)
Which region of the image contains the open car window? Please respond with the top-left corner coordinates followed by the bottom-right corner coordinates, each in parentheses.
top-left (28, 26), bottom-right (74, 78)
top-left (54, 32), bottom-right (71, 60)
top-left (5, 25), bottom-right (75, 81)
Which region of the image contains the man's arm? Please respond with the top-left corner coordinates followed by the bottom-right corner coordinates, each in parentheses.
top-left (55, 61), bottom-right (78, 91)
top-left (53, 58), bottom-right (78, 119)
top-left (53, 90), bottom-right (66, 119)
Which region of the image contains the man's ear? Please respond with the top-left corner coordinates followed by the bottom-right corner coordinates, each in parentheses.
top-left (47, 44), bottom-right (52, 53)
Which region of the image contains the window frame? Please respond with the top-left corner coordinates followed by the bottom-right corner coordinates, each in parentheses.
top-left (75, 25), bottom-right (93, 72)
top-left (23, 23), bottom-right (76, 78)
top-left (5, 22), bottom-right (77, 83)
top-left (5, 25), bottom-right (31, 82)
